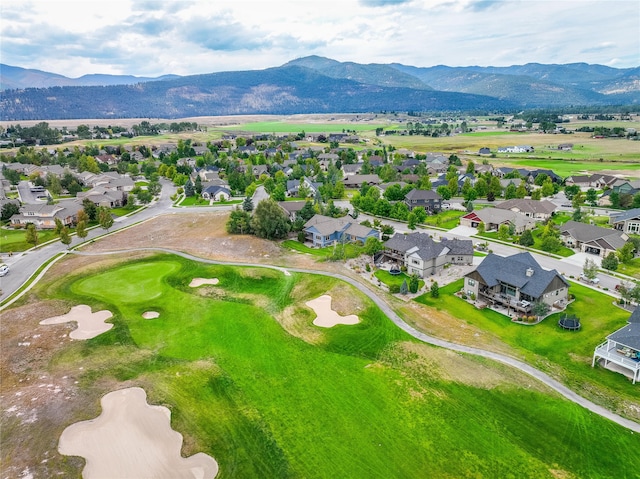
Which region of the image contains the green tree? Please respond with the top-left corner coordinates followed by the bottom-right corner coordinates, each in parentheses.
top-left (409, 274), bottom-right (420, 294)
top-left (1, 202), bottom-right (20, 221)
top-left (76, 220), bottom-right (88, 242)
top-left (504, 184), bottom-right (517, 199)
top-left (531, 301), bottom-right (550, 318)
top-left (54, 217), bottom-right (64, 235)
top-left (531, 189), bottom-right (542, 200)
top-left (407, 212), bottom-right (417, 230)
top-left (251, 199), bottom-right (291, 239)
top-left (585, 188), bottom-right (598, 206)
top-left (363, 236), bottom-right (384, 263)
top-left (429, 281), bottom-right (439, 298)
top-left (98, 206), bottom-right (114, 232)
top-left (583, 257), bottom-right (598, 280)
top-left (602, 252), bottom-right (619, 271)
top-left (60, 226), bottom-right (72, 248)
top-left (242, 197), bottom-right (254, 212)
top-left (541, 179), bottom-right (554, 197)
top-left (194, 175), bottom-right (203, 195)
top-left (515, 183), bottom-right (528, 199)
top-left (540, 236), bottom-right (562, 253)
top-left (25, 223), bottom-right (38, 248)
top-left (476, 222), bottom-right (485, 234)
top-left (400, 279), bottom-right (408, 295)
top-left (184, 180), bottom-right (195, 197)
top-left (226, 208), bottom-right (253, 234)
top-left (498, 224), bottom-right (510, 240)
top-left (82, 199), bottom-right (97, 222)
top-left (617, 242), bottom-right (635, 264)
top-left (519, 229), bottom-right (535, 247)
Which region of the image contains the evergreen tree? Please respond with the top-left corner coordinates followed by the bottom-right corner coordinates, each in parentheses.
top-left (400, 279), bottom-right (409, 295)
top-left (194, 175), bottom-right (202, 195)
top-left (25, 223), bottom-right (38, 248)
top-left (602, 252), bottom-right (618, 271)
top-left (430, 281), bottom-right (439, 298)
top-left (242, 196), bottom-right (254, 212)
top-left (409, 274), bottom-right (420, 294)
top-left (184, 180), bottom-right (195, 197)
top-left (519, 229), bottom-right (535, 247)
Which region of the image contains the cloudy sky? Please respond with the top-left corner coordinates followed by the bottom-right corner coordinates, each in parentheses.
top-left (2, 0), bottom-right (638, 78)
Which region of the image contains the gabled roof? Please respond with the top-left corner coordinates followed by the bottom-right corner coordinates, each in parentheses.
top-left (608, 322), bottom-right (640, 350)
top-left (384, 232), bottom-right (473, 261)
top-left (468, 208), bottom-right (535, 229)
top-left (470, 252), bottom-right (568, 299)
top-left (559, 221), bottom-right (627, 249)
top-left (304, 214), bottom-right (350, 236)
top-left (610, 208), bottom-right (640, 224)
top-left (496, 199), bottom-right (556, 215)
top-left (404, 189), bottom-right (441, 201)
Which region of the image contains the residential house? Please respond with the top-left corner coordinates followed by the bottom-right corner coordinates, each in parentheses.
top-left (496, 199), bottom-right (557, 221)
top-left (342, 163), bottom-right (361, 176)
top-left (478, 147), bottom-right (491, 155)
top-left (77, 186), bottom-right (124, 208)
top-left (592, 308), bottom-right (640, 384)
top-left (559, 221), bottom-right (628, 258)
top-left (303, 214), bottom-right (379, 248)
top-left (382, 232), bottom-right (473, 277)
top-left (493, 167), bottom-right (530, 179)
top-left (496, 145), bottom-right (534, 153)
top-left (404, 189), bottom-right (442, 213)
top-left (464, 252), bottom-right (569, 315)
top-left (342, 174), bottom-right (381, 189)
top-left (202, 185), bottom-right (231, 201)
top-left (460, 208), bottom-right (536, 234)
top-left (10, 199), bottom-right (83, 229)
top-left (610, 208), bottom-right (640, 235)
top-left (278, 201), bottom-right (308, 221)
top-left (566, 173), bottom-right (619, 189)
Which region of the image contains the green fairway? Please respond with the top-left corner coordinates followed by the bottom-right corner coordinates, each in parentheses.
top-left (35, 255), bottom-right (640, 478)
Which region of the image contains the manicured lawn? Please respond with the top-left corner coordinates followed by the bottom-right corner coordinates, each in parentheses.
top-left (177, 196), bottom-right (211, 206)
top-left (617, 257), bottom-right (640, 280)
top-left (374, 269), bottom-right (425, 290)
top-left (415, 280), bottom-right (639, 402)
top-left (0, 227), bottom-right (59, 252)
top-left (111, 206), bottom-right (144, 217)
top-left (32, 254), bottom-right (640, 478)
top-left (282, 239), bottom-right (363, 260)
top-left (477, 230), bottom-right (575, 257)
top-left (420, 210), bottom-right (466, 229)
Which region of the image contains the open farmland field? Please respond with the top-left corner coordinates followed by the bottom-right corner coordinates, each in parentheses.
top-left (218, 120), bottom-right (387, 133)
top-left (2, 252), bottom-right (639, 479)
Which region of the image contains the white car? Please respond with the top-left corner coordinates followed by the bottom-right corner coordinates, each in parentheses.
top-left (0, 264), bottom-right (9, 277)
top-left (579, 273), bottom-right (599, 284)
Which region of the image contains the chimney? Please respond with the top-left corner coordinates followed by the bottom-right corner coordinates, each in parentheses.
top-left (526, 268), bottom-right (534, 277)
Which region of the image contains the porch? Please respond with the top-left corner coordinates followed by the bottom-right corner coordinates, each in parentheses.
top-left (592, 340), bottom-right (640, 384)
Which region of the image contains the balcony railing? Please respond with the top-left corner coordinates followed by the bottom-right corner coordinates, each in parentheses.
top-left (478, 290), bottom-right (532, 313)
top-left (594, 341), bottom-right (640, 371)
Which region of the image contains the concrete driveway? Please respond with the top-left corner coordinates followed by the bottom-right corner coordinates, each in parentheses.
top-left (560, 251), bottom-right (602, 268)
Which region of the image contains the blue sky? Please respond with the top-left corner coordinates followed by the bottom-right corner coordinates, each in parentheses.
top-left (1, 0), bottom-right (638, 78)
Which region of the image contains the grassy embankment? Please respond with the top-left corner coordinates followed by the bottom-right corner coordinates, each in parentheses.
top-left (19, 254), bottom-right (639, 478)
top-left (415, 280), bottom-right (639, 407)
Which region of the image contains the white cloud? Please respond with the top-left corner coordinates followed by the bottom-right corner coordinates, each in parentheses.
top-left (1, 0), bottom-right (637, 77)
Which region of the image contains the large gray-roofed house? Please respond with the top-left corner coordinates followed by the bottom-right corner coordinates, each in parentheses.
top-left (496, 199), bottom-right (556, 220)
top-left (404, 189), bottom-right (442, 213)
top-left (593, 308), bottom-right (640, 384)
top-left (460, 208), bottom-right (536, 234)
top-left (303, 214), bottom-right (379, 248)
top-left (559, 221), bottom-right (628, 258)
top-left (464, 252), bottom-right (569, 315)
top-left (382, 232), bottom-right (473, 277)
top-left (610, 208), bottom-right (640, 235)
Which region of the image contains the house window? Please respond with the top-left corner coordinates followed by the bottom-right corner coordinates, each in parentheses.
top-left (500, 283), bottom-right (516, 297)
top-left (412, 259), bottom-right (420, 265)
top-left (628, 222), bottom-right (640, 233)
top-left (467, 279), bottom-right (475, 286)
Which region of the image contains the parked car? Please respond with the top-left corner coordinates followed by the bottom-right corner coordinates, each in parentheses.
top-left (579, 273), bottom-right (599, 284)
top-left (0, 264), bottom-right (9, 277)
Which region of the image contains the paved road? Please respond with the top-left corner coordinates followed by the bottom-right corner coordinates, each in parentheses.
top-left (64, 246), bottom-right (640, 434)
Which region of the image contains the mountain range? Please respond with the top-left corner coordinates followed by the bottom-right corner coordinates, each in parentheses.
top-left (1, 56), bottom-right (638, 121)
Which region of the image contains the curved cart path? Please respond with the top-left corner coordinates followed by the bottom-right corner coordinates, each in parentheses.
top-left (54, 247), bottom-right (640, 434)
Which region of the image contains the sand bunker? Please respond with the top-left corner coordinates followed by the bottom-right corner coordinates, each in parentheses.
top-left (59, 387), bottom-right (218, 479)
top-left (142, 311), bottom-right (160, 319)
top-left (40, 305), bottom-right (113, 340)
top-left (189, 278), bottom-right (220, 287)
top-left (305, 295), bottom-right (360, 328)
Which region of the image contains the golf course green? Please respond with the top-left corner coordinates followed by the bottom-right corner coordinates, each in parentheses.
top-left (49, 254), bottom-right (639, 478)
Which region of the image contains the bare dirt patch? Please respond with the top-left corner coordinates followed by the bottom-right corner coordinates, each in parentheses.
top-left (189, 278), bottom-right (220, 287)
